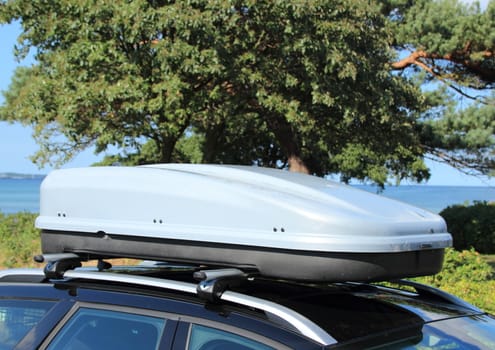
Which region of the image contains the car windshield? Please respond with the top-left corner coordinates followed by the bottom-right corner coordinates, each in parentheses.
top-left (375, 314), bottom-right (495, 349)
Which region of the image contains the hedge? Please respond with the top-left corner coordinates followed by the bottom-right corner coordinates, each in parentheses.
top-left (440, 201), bottom-right (495, 254)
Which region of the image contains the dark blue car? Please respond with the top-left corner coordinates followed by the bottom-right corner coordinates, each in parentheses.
top-left (1, 259), bottom-right (494, 350)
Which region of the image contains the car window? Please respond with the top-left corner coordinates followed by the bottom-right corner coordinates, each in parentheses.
top-left (188, 324), bottom-right (275, 350)
top-left (0, 299), bottom-right (55, 350)
top-left (45, 307), bottom-right (166, 350)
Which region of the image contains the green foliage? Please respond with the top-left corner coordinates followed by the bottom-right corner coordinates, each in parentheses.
top-left (419, 94), bottom-right (495, 175)
top-left (0, 212), bottom-right (40, 268)
top-left (384, 0), bottom-right (495, 89)
top-left (414, 248), bottom-right (495, 313)
top-left (381, 0), bottom-right (495, 175)
top-left (436, 279), bottom-right (495, 314)
top-left (418, 248), bottom-right (493, 285)
top-left (0, 0), bottom-right (429, 186)
top-left (96, 134), bottom-right (204, 165)
top-left (1, 0), bottom-right (494, 182)
top-left (440, 201), bottom-right (495, 253)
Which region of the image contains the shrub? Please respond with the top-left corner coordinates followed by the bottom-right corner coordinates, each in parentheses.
top-left (0, 212), bottom-right (41, 268)
top-left (417, 248), bottom-right (493, 285)
top-left (440, 201), bottom-right (495, 254)
top-left (414, 248), bottom-right (495, 314)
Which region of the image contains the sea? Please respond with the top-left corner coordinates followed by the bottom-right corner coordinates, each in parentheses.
top-left (0, 177), bottom-right (495, 214)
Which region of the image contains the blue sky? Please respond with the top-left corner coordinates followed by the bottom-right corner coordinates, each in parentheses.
top-left (0, 19), bottom-right (493, 186)
top-left (0, 22), bottom-right (106, 175)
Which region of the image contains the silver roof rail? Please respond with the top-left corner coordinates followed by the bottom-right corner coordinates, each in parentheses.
top-left (221, 290), bottom-right (335, 345)
top-left (63, 269), bottom-right (336, 346)
top-left (0, 268), bottom-right (45, 282)
top-left (395, 279), bottom-right (483, 313)
top-left (63, 270), bottom-right (197, 294)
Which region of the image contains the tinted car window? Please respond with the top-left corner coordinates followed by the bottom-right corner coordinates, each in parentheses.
top-left (0, 299), bottom-right (55, 350)
top-left (188, 324), bottom-right (275, 350)
top-left (46, 307), bottom-right (166, 350)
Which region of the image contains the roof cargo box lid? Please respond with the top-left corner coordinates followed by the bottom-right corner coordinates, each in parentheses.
top-left (35, 164), bottom-right (452, 281)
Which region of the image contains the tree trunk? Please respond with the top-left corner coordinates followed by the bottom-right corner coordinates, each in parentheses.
top-left (266, 114), bottom-right (310, 174)
top-left (287, 154), bottom-right (310, 174)
top-left (155, 118), bottom-right (191, 164)
top-left (157, 136), bottom-right (177, 163)
top-left (202, 122), bottom-right (226, 163)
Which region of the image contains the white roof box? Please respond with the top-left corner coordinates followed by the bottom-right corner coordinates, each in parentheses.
top-left (36, 164), bottom-right (452, 282)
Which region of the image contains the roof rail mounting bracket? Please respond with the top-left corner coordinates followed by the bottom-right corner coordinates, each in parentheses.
top-left (34, 253), bottom-right (84, 279)
top-left (194, 268), bottom-right (250, 302)
top-left (44, 258), bottom-right (82, 279)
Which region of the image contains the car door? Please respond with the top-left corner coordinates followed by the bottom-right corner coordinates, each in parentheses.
top-left (170, 317), bottom-right (322, 350)
top-left (37, 302), bottom-right (179, 350)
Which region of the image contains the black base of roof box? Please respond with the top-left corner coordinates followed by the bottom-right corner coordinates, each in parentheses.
top-left (41, 230), bottom-right (445, 282)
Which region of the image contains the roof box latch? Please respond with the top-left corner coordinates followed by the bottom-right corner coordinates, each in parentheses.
top-left (194, 268), bottom-right (249, 302)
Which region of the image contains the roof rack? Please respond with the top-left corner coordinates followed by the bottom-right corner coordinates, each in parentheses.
top-left (393, 279), bottom-right (482, 313)
top-left (365, 280), bottom-right (482, 313)
top-left (63, 269), bottom-right (335, 345)
top-left (0, 254), bottom-right (336, 346)
top-left (0, 268), bottom-right (46, 283)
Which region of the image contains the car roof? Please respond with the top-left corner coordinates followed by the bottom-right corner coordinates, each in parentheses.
top-left (0, 264), bottom-right (484, 348)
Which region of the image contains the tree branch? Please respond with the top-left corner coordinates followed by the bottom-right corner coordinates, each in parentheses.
top-left (392, 49), bottom-right (495, 103)
top-left (423, 144), bottom-right (494, 175)
top-left (392, 49), bottom-right (493, 75)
